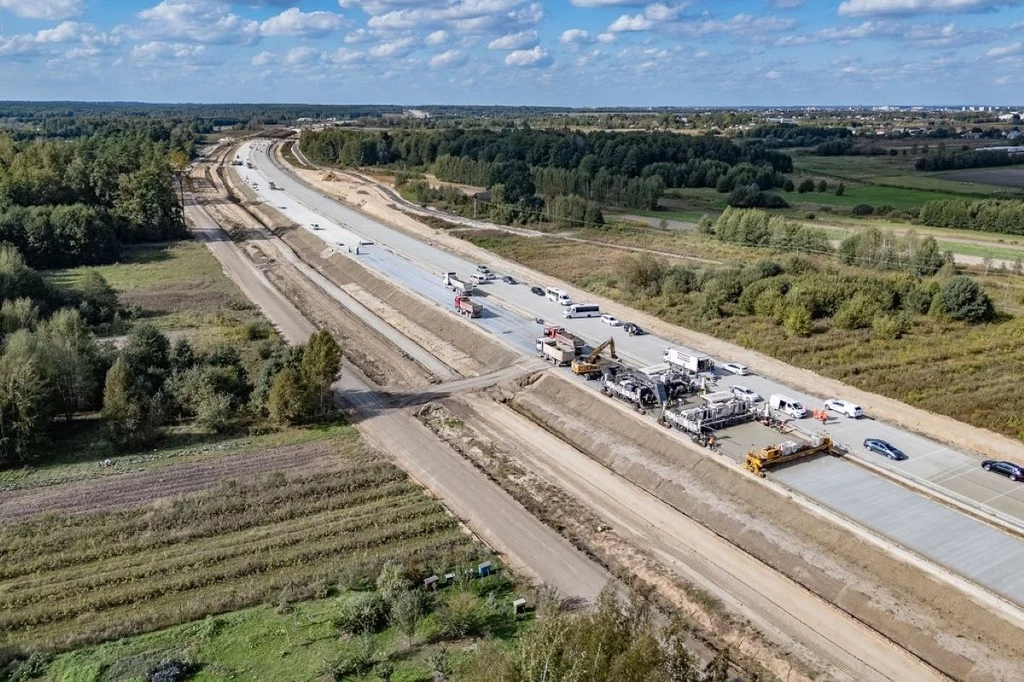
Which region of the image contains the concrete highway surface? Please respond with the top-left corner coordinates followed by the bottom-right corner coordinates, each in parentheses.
top-left (238, 141), bottom-right (1024, 608)
top-left (185, 186), bottom-right (612, 603)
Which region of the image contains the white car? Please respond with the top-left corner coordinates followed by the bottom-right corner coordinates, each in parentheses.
top-left (721, 362), bottom-right (750, 376)
top-left (601, 314), bottom-right (621, 326)
top-left (731, 385), bottom-right (763, 403)
top-left (824, 399), bottom-right (863, 418)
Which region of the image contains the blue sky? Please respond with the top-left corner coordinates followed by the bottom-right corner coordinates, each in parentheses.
top-left (0, 0), bottom-right (1022, 105)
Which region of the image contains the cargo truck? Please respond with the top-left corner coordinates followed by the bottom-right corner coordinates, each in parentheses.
top-left (536, 338), bottom-right (574, 366)
top-left (663, 346), bottom-right (714, 374)
top-left (542, 325), bottom-right (585, 353)
top-left (454, 295), bottom-right (482, 318)
top-left (442, 272), bottom-right (474, 296)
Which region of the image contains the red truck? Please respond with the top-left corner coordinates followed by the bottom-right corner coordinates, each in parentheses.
top-left (454, 295), bottom-right (482, 318)
top-left (543, 325), bottom-right (585, 353)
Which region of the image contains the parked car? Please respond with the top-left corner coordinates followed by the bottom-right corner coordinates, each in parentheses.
top-left (863, 438), bottom-right (907, 461)
top-left (769, 394), bottom-right (807, 419)
top-left (721, 362), bottom-right (750, 376)
top-left (824, 399), bottom-right (863, 418)
top-left (476, 265), bottom-right (492, 275)
top-left (981, 460), bottom-right (1024, 482)
top-left (530, 286), bottom-right (545, 296)
top-left (622, 322), bottom-right (644, 336)
top-left (501, 275), bottom-right (517, 285)
top-left (731, 385), bottom-right (763, 403)
top-left (601, 314), bottom-right (621, 326)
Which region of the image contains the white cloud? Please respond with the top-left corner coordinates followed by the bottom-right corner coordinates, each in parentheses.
top-left (366, 0), bottom-right (543, 35)
top-left (369, 36), bottom-right (414, 58)
top-left (569, 0), bottom-right (645, 5)
top-left (838, 0), bottom-right (1024, 16)
top-left (259, 8), bottom-right (348, 37)
top-left (560, 28), bottom-right (592, 44)
top-left (488, 30), bottom-right (538, 50)
top-left (345, 29), bottom-right (374, 43)
top-left (425, 29), bottom-right (449, 45)
top-left (987, 41), bottom-right (1022, 56)
top-left (284, 46), bottom-right (322, 65)
top-left (131, 41), bottom-right (209, 64)
top-left (0, 0), bottom-right (84, 20)
top-left (329, 47), bottom-right (364, 64)
top-left (608, 13), bottom-right (654, 31)
top-left (771, 0), bottom-right (805, 7)
top-left (505, 44), bottom-right (550, 67)
top-left (430, 49), bottom-right (463, 66)
top-left (251, 50), bottom-right (274, 66)
top-left (596, 32), bottom-right (616, 43)
top-left (135, 0), bottom-right (260, 45)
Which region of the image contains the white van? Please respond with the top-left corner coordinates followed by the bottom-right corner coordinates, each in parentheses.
top-left (769, 394), bottom-right (807, 419)
top-left (557, 292), bottom-right (572, 306)
top-left (545, 286), bottom-right (561, 302)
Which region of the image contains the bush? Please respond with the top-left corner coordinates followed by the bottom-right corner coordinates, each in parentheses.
top-left (834, 293), bottom-right (883, 330)
top-left (148, 659), bottom-right (196, 682)
top-left (851, 204), bottom-right (874, 216)
top-left (437, 590), bottom-right (485, 640)
top-left (797, 179), bottom-right (815, 193)
top-left (872, 313), bottom-right (910, 340)
top-left (336, 593), bottom-right (389, 636)
top-left (784, 305), bottom-right (813, 336)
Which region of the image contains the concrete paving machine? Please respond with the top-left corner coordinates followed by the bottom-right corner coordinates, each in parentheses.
top-left (744, 436), bottom-right (834, 477)
top-left (601, 369), bottom-right (660, 411)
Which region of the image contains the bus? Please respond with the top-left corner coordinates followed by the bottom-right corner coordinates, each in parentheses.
top-left (563, 304), bottom-right (601, 319)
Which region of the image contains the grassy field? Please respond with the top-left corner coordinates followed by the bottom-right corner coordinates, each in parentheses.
top-left (784, 184), bottom-right (968, 210)
top-left (0, 429), bottom-right (485, 655)
top-left (49, 241), bottom-right (267, 345)
top-left (935, 167), bottom-right (1024, 189)
top-left (462, 228), bottom-right (1024, 441)
top-left (39, 574), bottom-right (523, 682)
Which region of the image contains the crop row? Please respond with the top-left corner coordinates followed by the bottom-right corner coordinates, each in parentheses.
top-left (2, 495), bottom-right (441, 606)
top-left (1, 510), bottom-right (460, 630)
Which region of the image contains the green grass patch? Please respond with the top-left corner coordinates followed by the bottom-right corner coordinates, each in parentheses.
top-left (786, 184), bottom-right (968, 210)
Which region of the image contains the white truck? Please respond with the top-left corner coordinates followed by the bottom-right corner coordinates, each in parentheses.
top-left (663, 346), bottom-right (714, 374)
top-left (536, 338), bottom-right (574, 366)
top-left (443, 272), bottom-right (474, 296)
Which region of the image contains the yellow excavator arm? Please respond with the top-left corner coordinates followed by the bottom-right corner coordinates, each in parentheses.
top-left (584, 337), bottom-right (617, 364)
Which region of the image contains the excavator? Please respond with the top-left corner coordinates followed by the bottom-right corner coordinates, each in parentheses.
top-left (571, 337), bottom-right (618, 380)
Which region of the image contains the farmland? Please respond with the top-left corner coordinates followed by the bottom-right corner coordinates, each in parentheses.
top-left (462, 228), bottom-right (1024, 441)
top-left (936, 167), bottom-right (1024, 189)
top-left (0, 429), bottom-right (486, 655)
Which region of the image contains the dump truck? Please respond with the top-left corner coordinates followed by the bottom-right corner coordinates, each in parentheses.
top-left (663, 346), bottom-right (714, 374)
top-left (572, 337), bottom-right (618, 380)
top-left (744, 436), bottom-right (833, 478)
top-left (443, 272), bottom-right (474, 296)
top-left (454, 295), bottom-right (482, 318)
top-left (536, 338), bottom-right (574, 366)
top-left (543, 325), bottom-right (585, 353)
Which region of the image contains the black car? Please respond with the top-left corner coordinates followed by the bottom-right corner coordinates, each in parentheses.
top-left (982, 460), bottom-right (1024, 482)
top-left (622, 322), bottom-right (644, 336)
top-left (863, 438), bottom-right (907, 461)
top-left (530, 286), bottom-right (544, 296)
top-left (502, 275), bottom-right (518, 285)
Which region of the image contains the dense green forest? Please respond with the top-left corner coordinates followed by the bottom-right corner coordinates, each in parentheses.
top-left (744, 124), bottom-right (852, 148)
top-left (300, 128), bottom-right (793, 214)
top-left (914, 148), bottom-right (1024, 171)
top-left (0, 126), bottom-right (186, 268)
top-left (920, 198), bottom-right (1024, 233)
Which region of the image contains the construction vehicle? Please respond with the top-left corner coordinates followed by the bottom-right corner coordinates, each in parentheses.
top-left (602, 369), bottom-right (659, 411)
top-left (454, 295), bottom-right (482, 318)
top-left (663, 346), bottom-right (714, 374)
top-left (661, 398), bottom-right (763, 436)
top-left (543, 325), bottom-right (585, 353)
top-left (268, 181), bottom-right (279, 190)
top-left (536, 338), bottom-right (574, 367)
top-left (443, 272), bottom-right (474, 296)
top-left (744, 436), bottom-right (834, 477)
top-left (571, 337), bottom-right (618, 380)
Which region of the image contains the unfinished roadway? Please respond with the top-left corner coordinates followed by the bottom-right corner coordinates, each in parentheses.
top-left (239, 140), bottom-right (1024, 613)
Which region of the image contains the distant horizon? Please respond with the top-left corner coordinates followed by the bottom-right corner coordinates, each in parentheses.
top-left (1, 1), bottom-right (1022, 105)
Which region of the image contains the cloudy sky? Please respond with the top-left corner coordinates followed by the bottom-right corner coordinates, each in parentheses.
top-left (0, 0), bottom-right (1022, 105)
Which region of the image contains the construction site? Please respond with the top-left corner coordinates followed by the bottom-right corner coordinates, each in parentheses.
top-left (173, 135), bottom-right (1024, 681)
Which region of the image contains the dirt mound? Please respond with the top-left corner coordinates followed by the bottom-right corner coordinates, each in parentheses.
top-left (510, 372), bottom-right (1024, 682)
top-left (0, 442), bottom-right (337, 525)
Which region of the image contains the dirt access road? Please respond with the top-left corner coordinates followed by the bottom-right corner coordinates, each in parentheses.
top-left (185, 178), bottom-right (611, 603)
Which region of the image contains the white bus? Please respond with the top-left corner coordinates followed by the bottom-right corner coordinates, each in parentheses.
top-left (545, 286), bottom-right (563, 302)
top-left (563, 304), bottom-right (601, 319)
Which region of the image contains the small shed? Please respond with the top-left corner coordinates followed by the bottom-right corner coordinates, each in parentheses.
top-left (423, 575), bottom-right (439, 590)
top-left (477, 561), bottom-right (493, 577)
top-left (512, 598), bottom-right (527, 615)
top-left (444, 572), bottom-right (456, 585)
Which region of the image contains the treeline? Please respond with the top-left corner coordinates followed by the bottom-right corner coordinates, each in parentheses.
top-left (0, 128), bottom-right (185, 268)
top-left (814, 139), bottom-right (894, 156)
top-left (714, 208), bottom-right (951, 277)
top-left (746, 124), bottom-right (852, 148)
top-left (300, 127), bottom-right (792, 211)
top-left (915, 148), bottom-right (1024, 172)
top-left (920, 198), bottom-right (1024, 234)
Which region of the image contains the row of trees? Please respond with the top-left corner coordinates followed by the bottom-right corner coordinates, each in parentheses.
top-left (0, 128), bottom-right (186, 268)
top-left (915, 148), bottom-right (1024, 171)
top-left (714, 207), bottom-right (832, 253)
top-left (746, 124), bottom-right (852, 148)
top-left (920, 198), bottom-right (1024, 234)
top-left (300, 127), bottom-right (793, 211)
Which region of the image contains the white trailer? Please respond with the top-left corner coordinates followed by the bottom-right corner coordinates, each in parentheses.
top-left (443, 272), bottom-right (474, 295)
top-left (663, 346), bottom-right (714, 374)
